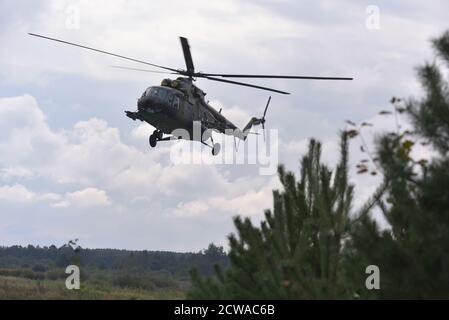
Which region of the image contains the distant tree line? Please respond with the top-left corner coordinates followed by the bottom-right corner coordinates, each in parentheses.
top-left (0, 242), bottom-right (228, 279)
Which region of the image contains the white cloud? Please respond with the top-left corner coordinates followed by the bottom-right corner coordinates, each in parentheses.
top-left (40, 192), bottom-right (62, 202)
top-left (0, 167), bottom-right (34, 180)
top-left (51, 200), bottom-right (70, 208)
top-left (173, 175), bottom-right (281, 218)
top-left (130, 123), bottom-right (153, 141)
top-left (0, 95), bottom-right (63, 166)
top-left (209, 190), bottom-right (272, 217)
top-left (0, 183), bottom-right (110, 208)
top-left (174, 201), bottom-right (209, 217)
top-left (0, 184), bottom-right (63, 204)
top-left (0, 184), bottom-right (36, 202)
top-left (65, 187), bottom-right (110, 207)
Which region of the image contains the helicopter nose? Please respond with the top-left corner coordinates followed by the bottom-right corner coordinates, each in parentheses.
top-left (138, 95), bottom-right (170, 112)
top-left (138, 95), bottom-right (156, 110)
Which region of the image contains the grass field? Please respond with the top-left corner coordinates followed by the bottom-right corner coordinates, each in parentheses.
top-left (0, 244), bottom-right (228, 299)
top-left (0, 274), bottom-right (186, 300)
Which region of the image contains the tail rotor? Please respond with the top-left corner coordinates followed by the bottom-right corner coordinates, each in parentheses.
top-left (240, 96), bottom-right (272, 142)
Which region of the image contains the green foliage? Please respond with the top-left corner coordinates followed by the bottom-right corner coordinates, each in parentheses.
top-left (32, 264), bottom-right (48, 273)
top-left (113, 274), bottom-right (157, 290)
top-left (407, 31), bottom-right (449, 155)
top-left (345, 30), bottom-right (449, 299)
top-left (189, 30), bottom-right (449, 300)
top-left (188, 132), bottom-right (354, 299)
top-left (112, 270), bottom-right (178, 290)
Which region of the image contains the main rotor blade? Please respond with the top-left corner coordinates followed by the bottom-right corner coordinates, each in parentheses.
top-left (203, 76), bottom-right (290, 95)
top-left (200, 73), bottom-right (353, 80)
top-left (180, 37), bottom-right (194, 75)
top-left (110, 65), bottom-right (175, 74)
top-left (28, 33), bottom-right (180, 73)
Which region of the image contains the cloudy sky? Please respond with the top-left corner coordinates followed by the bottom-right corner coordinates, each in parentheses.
top-left (0, 0), bottom-right (448, 251)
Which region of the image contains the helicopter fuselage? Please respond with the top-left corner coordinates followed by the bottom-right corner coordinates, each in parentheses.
top-left (126, 77), bottom-right (243, 141)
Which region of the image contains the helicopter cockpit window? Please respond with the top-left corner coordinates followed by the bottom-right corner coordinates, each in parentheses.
top-left (143, 87), bottom-right (170, 99)
top-left (144, 88), bottom-right (152, 97)
top-left (153, 87), bottom-right (169, 99)
top-left (172, 96), bottom-right (180, 110)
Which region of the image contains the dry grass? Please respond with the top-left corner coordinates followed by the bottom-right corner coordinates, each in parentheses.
top-left (0, 275), bottom-right (185, 300)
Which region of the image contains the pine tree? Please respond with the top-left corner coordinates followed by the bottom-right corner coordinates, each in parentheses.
top-left (345, 30), bottom-right (449, 299)
top-left (188, 132), bottom-right (354, 299)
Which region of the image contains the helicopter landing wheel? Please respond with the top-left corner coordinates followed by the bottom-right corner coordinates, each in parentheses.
top-left (149, 134), bottom-right (157, 148)
top-left (156, 130), bottom-right (164, 140)
top-left (212, 143), bottom-right (221, 156)
top-left (153, 129), bottom-right (163, 140)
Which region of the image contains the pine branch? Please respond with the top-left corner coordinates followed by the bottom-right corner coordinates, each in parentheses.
top-left (352, 179), bottom-right (389, 224)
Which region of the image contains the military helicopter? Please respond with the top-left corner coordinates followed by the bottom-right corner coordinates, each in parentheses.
top-left (28, 33), bottom-right (353, 155)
